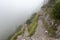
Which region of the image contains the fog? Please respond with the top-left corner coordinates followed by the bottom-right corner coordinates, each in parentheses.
top-left (0, 0), bottom-right (45, 40)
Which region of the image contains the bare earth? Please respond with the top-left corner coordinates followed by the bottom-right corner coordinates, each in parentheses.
top-left (16, 12), bottom-right (60, 40)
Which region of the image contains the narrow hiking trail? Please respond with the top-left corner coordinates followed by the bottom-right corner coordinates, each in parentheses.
top-left (31, 13), bottom-right (56, 40)
top-left (16, 10), bottom-right (60, 40)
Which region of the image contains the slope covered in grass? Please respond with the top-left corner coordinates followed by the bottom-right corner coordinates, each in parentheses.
top-left (28, 13), bottom-right (39, 37)
top-left (10, 26), bottom-right (25, 40)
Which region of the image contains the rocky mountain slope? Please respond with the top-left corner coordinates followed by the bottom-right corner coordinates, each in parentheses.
top-left (9, 0), bottom-right (60, 40)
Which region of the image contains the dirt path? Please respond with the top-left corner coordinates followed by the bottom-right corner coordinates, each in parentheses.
top-left (16, 15), bottom-right (57, 40)
top-left (31, 16), bottom-right (56, 40)
top-left (16, 10), bottom-right (60, 40)
top-left (31, 19), bottom-right (47, 40)
top-left (16, 16), bottom-right (56, 40)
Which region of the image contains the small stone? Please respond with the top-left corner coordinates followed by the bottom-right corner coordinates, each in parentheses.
top-left (22, 39), bottom-right (26, 40)
top-left (45, 31), bottom-right (48, 33)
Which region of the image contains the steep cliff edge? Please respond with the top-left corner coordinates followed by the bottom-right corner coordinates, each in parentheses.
top-left (9, 0), bottom-right (60, 40)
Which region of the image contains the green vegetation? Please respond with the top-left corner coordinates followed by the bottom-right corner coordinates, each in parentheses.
top-left (51, 0), bottom-right (60, 20)
top-left (28, 13), bottom-right (39, 37)
top-left (8, 25), bottom-right (22, 40)
top-left (56, 0), bottom-right (60, 3)
top-left (10, 26), bottom-right (25, 40)
top-left (47, 27), bottom-right (56, 37)
top-left (9, 13), bottom-right (39, 40)
top-left (10, 0), bottom-right (60, 39)
top-left (43, 21), bottom-right (56, 37)
top-left (9, 13), bottom-right (40, 40)
top-left (43, 0), bottom-right (60, 37)
top-left (26, 13), bottom-right (37, 25)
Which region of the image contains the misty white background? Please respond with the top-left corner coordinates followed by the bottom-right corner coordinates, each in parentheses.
top-left (0, 0), bottom-right (45, 40)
